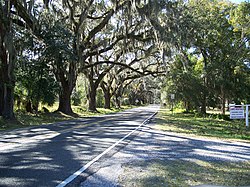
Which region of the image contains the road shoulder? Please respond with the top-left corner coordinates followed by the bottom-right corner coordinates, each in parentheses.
top-left (80, 119), bottom-right (250, 187)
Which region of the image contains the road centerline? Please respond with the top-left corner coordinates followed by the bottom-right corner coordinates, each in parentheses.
top-left (56, 111), bottom-right (158, 187)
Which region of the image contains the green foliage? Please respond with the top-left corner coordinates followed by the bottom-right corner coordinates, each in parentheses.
top-left (163, 53), bottom-right (204, 112)
top-left (40, 11), bottom-right (77, 70)
top-left (2, 0), bottom-right (250, 119)
top-left (72, 75), bottom-right (88, 106)
top-left (15, 31), bottom-right (59, 111)
top-left (15, 62), bottom-right (59, 109)
top-left (96, 88), bottom-right (104, 108)
top-left (163, 0), bottom-right (250, 114)
top-left (230, 2), bottom-right (250, 35)
top-left (71, 90), bottom-right (82, 106)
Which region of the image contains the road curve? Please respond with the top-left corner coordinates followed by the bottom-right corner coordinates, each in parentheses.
top-left (0, 105), bottom-right (159, 187)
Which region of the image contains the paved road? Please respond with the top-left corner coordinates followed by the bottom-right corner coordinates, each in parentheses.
top-left (80, 118), bottom-right (250, 187)
top-left (0, 105), bottom-right (159, 187)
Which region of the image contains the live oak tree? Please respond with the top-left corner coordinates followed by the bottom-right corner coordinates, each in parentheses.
top-left (0, 0), bottom-right (176, 119)
top-left (0, 0), bottom-right (40, 119)
top-left (97, 0), bottom-right (179, 109)
top-left (80, 0), bottom-right (169, 111)
top-left (3, 0), bottom-right (248, 121)
top-left (40, 12), bottom-right (77, 114)
top-left (43, 0), bottom-right (151, 113)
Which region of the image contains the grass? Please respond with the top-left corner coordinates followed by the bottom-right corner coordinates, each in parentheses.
top-left (0, 105), bottom-right (134, 131)
top-left (0, 112), bottom-right (73, 131)
top-left (118, 108), bottom-right (250, 187)
top-left (119, 159), bottom-right (250, 187)
top-left (155, 108), bottom-right (250, 141)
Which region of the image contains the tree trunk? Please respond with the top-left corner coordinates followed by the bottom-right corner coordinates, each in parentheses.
top-left (0, 81), bottom-right (3, 116)
top-left (201, 92), bottom-right (206, 115)
top-left (221, 85), bottom-right (226, 115)
top-left (200, 49), bottom-right (208, 116)
top-left (0, 27), bottom-right (16, 120)
top-left (58, 87), bottom-right (73, 114)
top-left (2, 82), bottom-right (15, 119)
top-left (86, 65), bottom-right (105, 112)
top-left (101, 82), bottom-right (111, 109)
top-left (88, 82), bottom-right (97, 112)
top-left (200, 77), bottom-right (207, 115)
top-left (32, 101), bottom-right (39, 114)
top-left (185, 101), bottom-right (192, 113)
top-left (54, 53), bottom-right (76, 115)
top-left (104, 92), bottom-right (111, 109)
top-left (25, 100), bottom-right (32, 113)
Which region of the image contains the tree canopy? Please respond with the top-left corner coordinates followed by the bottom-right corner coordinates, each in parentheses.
top-left (0, 0), bottom-right (249, 120)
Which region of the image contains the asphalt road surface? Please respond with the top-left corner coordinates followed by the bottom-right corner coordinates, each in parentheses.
top-left (80, 118), bottom-right (250, 187)
top-left (0, 105), bottom-right (159, 187)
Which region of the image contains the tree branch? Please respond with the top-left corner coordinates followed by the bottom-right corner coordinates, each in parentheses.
top-left (83, 60), bottom-right (144, 75)
top-left (85, 9), bottom-right (114, 42)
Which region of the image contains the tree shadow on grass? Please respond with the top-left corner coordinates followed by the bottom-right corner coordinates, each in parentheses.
top-left (156, 113), bottom-right (250, 140)
top-left (120, 159), bottom-right (250, 187)
top-left (117, 125), bottom-right (250, 187)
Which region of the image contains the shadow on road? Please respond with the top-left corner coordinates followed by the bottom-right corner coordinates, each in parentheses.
top-left (80, 119), bottom-right (250, 187)
top-left (0, 107), bottom-right (157, 187)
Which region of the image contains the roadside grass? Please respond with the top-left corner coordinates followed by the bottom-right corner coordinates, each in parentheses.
top-left (0, 105), bottom-right (134, 131)
top-left (0, 111), bottom-right (73, 131)
top-left (156, 108), bottom-right (250, 141)
top-left (118, 108), bottom-right (250, 187)
top-left (119, 159), bottom-right (250, 187)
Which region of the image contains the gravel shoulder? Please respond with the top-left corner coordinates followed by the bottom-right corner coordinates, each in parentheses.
top-left (80, 119), bottom-right (250, 187)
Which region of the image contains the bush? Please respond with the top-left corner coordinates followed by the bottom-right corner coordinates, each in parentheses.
top-left (96, 88), bottom-right (104, 108)
top-left (207, 113), bottom-right (231, 121)
top-left (72, 90), bottom-right (82, 106)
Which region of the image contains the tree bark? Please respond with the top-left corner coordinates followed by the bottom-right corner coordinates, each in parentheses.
top-left (101, 82), bottom-right (111, 109)
top-left (200, 49), bottom-right (208, 116)
top-left (221, 85), bottom-right (226, 115)
top-left (58, 88), bottom-right (73, 114)
top-left (88, 80), bottom-right (98, 112)
top-left (57, 79), bottom-right (74, 114)
top-left (104, 92), bottom-right (111, 109)
top-left (2, 82), bottom-right (15, 119)
top-left (25, 100), bottom-right (32, 113)
top-left (200, 75), bottom-right (207, 115)
top-left (0, 76), bottom-right (3, 116)
top-left (0, 22), bottom-right (16, 120)
top-left (114, 87), bottom-right (122, 108)
top-left (185, 101), bottom-right (192, 113)
top-left (53, 53), bottom-right (76, 115)
top-left (201, 89), bottom-right (207, 115)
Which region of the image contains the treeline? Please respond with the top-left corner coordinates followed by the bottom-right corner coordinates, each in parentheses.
top-left (0, 0), bottom-right (249, 120)
top-left (0, 0), bottom-right (171, 120)
top-left (162, 0), bottom-right (250, 114)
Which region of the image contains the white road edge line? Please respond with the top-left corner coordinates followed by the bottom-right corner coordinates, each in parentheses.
top-left (56, 111), bottom-right (158, 187)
